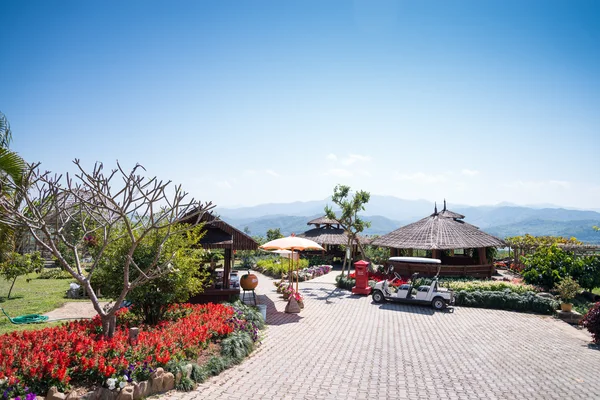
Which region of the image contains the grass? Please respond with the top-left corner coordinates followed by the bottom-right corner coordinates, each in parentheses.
top-left (593, 288), bottom-right (600, 296)
top-left (0, 272), bottom-right (86, 335)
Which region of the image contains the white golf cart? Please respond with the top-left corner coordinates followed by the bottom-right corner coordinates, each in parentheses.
top-left (371, 257), bottom-right (455, 310)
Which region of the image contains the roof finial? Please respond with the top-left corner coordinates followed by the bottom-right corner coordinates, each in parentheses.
top-left (434, 202), bottom-right (438, 214)
top-left (443, 199), bottom-right (447, 211)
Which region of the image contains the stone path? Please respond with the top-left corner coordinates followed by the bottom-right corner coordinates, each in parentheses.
top-left (160, 269), bottom-right (599, 400)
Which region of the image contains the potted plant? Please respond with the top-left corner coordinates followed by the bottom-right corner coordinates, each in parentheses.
top-left (556, 276), bottom-right (581, 312)
top-left (292, 291), bottom-right (304, 309)
top-left (282, 285), bottom-right (294, 300)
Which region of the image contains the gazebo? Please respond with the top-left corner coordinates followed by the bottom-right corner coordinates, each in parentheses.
top-left (179, 211), bottom-right (258, 302)
top-left (298, 215), bottom-right (368, 261)
top-left (370, 201), bottom-right (506, 278)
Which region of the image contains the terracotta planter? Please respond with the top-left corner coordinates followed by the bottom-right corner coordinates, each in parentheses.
top-left (560, 302), bottom-right (573, 312)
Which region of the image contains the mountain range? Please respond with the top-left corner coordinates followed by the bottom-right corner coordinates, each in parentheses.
top-left (216, 195), bottom-right (600, 244)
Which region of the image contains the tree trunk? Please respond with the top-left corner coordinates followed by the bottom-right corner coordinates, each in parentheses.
top-left (101, 313), bottom-right (117, 338)
top-left (7, 276), bottom-right (17, 299)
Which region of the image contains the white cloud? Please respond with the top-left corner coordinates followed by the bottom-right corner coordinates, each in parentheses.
top-left (265, 169), bottom-right (280, 177)
top-left (342, 154), bottom-right (372, 166)
top-left (395, 172), bottom-right (449, 184)
top-left (216, 180), bottom-right (232, 189)
top-left (461, 169), bottom-right (480, 176)
top-left (242, 169), bottom-right (257, 176)
top-left (326, 153), bottom-right (338, 161)
top-left (325, 168), bottom-right (353, 177)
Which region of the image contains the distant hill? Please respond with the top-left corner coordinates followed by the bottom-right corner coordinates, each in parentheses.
top-left (217, 195), bottom-right (600, 243)
top-left (485, 219), bottom-right (600, 244)
top-left (222, 213), bottom-right (407, 237)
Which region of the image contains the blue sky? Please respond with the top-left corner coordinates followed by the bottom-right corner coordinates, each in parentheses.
top-left (1, 0), bottom-right (599, 209)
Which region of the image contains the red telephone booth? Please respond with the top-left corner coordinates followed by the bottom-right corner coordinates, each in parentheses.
top-left (352, 260), bottom-right (371, 295)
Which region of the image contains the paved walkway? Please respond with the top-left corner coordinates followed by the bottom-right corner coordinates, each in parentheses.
top-left (162, 269), bottom-right (599, 400)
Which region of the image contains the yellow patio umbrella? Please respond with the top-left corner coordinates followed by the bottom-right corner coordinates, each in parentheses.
top-left (260, 235), bottom-right (324, 292)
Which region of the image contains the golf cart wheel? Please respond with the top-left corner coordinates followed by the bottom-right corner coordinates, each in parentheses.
top-left (372, 290), bottom-right (385, 303)
top-left (432, 297), bottom-right (447, 310)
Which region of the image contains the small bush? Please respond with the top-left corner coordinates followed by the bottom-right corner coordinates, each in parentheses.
top-left (190, 363), bottom-right (208, 383)
top-left (336, 274), bottom-right (355, 290)
top-left (581, 302), bottom-right (600, 344)
top-left (205, 356), bottom-right (229, 376)
top-left (221, 331), bottom-right (254, 363)
top-left (37, 268), bottom-right (73, 279)
top-left (176, 376), bottom-right (196, 391)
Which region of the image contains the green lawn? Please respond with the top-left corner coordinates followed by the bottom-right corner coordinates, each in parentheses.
top-left (0, 272), bottom-right (86, 335)
top-left (593, 288), bottom-right (600, 296)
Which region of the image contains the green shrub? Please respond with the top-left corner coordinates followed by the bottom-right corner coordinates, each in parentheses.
top-left (176, 376), bottom-right (195, 391)
top-left (443, 280), bottom-right (538, 294)
top-left (521, 245), bottom-right (600, 291)
top-left (230, 300), bottom-right (265, 330)
top-left (454, 290), bottom-right (557, 314)
top-left (555, 276), bottom-right (581, 303)
top-left (255, 258), bottom-right (309, 278)
top-left (190, 363), bottom-right (208, 383)
top-left (336, 274), bottom-right (355, 290)
top-left (581, 302), bottom-right (600, 344)
top-left (205, 356), bottom-right (229, 376)
top-left (37, 268), bottom-right (73, 280)
top-left (221, 331), bottom-right (254, 363)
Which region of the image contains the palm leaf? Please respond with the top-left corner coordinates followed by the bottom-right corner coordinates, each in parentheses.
top-left (0, 148), bottom-right (26, 184)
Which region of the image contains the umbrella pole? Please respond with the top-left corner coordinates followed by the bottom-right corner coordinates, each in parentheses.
top-left (295, 250), bottom-right (299, 292)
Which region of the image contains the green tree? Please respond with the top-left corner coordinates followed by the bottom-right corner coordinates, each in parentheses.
top-left (325, 184), bottom-right (371, 276)
top-left (0, 160), bottom-right (214, 337)
top-left (266, 228), bottom-right (284, 242)
top-left (93, 225), bottom-right (209, 324)
top-left (0, 112), bottom-right (27, 261)
top-left (0, 251), bottom-right (43, 298)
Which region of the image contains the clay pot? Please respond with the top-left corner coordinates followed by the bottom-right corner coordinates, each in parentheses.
top-left (240, 273), bottom-right (258, 290)
top-left (560, 303), bottom-right (573, 312)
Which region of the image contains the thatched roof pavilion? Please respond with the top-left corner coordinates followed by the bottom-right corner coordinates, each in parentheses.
top-left (371, 201), bottom-right (506, 277)
top-left (179, 210), bottom-right (258, 302)
top-left (298, 215), bottom-right (368, 246)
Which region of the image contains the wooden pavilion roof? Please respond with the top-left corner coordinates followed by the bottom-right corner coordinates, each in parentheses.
top-left (370, 207), bottom-right (506, 250)
top-left (179, 210), bottom-right (258, 250)
top-left (298, 226), bottom-right (369, 246)
top-left (307, 215), bottom-right (340, 226)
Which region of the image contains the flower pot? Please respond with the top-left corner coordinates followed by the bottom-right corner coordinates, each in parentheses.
top-left (298, 300), bottom-right (304, 309)
top-left (560, 303), bottom-right (573, 312)
top-left (283, 292), bottom-right (291, 300)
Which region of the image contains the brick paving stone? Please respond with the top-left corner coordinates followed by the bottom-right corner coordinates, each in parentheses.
top-left (161, 269), bottom-right (599, 400)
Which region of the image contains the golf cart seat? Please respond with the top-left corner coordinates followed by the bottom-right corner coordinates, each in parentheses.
top-left (417, 286), bottom-right (430, 292)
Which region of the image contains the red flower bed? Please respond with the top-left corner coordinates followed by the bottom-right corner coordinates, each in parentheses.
top-left (0, 303), bottom-right (235, 395)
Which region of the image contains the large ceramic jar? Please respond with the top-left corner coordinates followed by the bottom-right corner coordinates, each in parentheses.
top-left (240, 272), bottom-right (258, 290)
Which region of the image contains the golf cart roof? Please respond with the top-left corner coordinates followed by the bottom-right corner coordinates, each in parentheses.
top-left (388, 257), bottom-right (442, 264)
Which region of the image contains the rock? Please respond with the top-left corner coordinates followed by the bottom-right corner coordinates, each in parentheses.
top-left (65, 391), bottom-right (82, 400)
top-left (132, 381), bottom-right (150, 400)
top-left (150, 367), bottom-right (165, 392)
top-left (163, 372), bottom-right (175, 391)
top-left (557, 310), bottom-right (583, 325)
top-left (536, 292), bottom-right (555, 299)
top-left (47, 387), bottom-right (66, 400)
top-left (116, 385), bottom-right (134, 400)
top-left (93, 388), bottom-right (116, 400)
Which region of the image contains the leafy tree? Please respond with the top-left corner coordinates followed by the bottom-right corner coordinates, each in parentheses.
top-left (0, 159), bottom-right (214, 337)
top-left (0, 112), bottom-right (27, 262)
top-left (93, 225), bottom-right (209, 324)
top-left (325, 184), bottom-right (370, 276)
top-left (0, 251), bottom-right (43, 298)
top-left (266, 228), bottom-right (284, 242)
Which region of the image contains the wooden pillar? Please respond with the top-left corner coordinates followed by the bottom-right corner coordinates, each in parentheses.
top-left (223, 248), bottom-right (232, 288)
top-left (477, 247), bottom-right (487, 265)
top-left (407, 249), bottom-right (413, 256)
top-left (432, 249), bottom-right (441, 260)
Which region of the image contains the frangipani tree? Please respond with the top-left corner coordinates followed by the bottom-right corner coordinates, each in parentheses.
top-left (0, 159), bottom-right (214, 337)
top-left (325, 184), bottom-right (371, 276)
